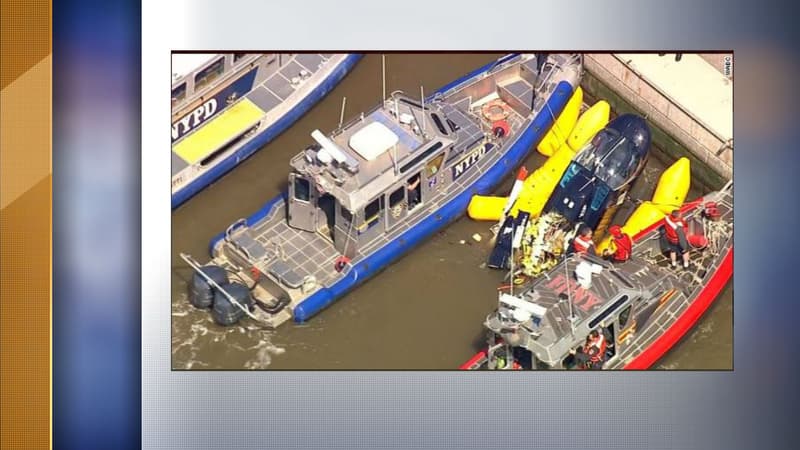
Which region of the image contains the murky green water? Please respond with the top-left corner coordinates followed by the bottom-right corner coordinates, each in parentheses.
top-left (171, 54), bottom-right (732, 370)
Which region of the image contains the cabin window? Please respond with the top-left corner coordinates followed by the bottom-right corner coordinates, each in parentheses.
top-left (400, 141), bottom-right (443, 174)
top-left (589, 295), bottom-right (628, 329)
top-left (389, 186), bottom-right (406, 208)
top-left (233, 53), bottom-right (247, 63)
top-left (341, 207), bottom-right (353, 223)
top-left (425, 153), bottom-right (445, 178)
top-left (618, 305), bottom-right (632, 328)
top-left (172, 83), bottom-right (187, 103)
top-left (294, 177), bottom-right (310, 202)
top-left (364, 197), bottom-right (384, 225)
top-left (194, 57), bottom-right (225, 91)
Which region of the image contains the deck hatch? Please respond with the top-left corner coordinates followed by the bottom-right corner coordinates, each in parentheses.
top-left (173, 98), bottom-right (265, 164)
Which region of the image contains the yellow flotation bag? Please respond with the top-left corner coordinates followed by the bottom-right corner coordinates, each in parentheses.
top-left (597, 201), bottom-right (665, 254)
top-left (596, 157), bottom-right (693, 253)
top-left (512, 144), bottom-right (576, 217)
top-left (652, 157), bottom-right (691, 214)
top-left (467, 195), bottom-right (508, 221)
top-left (537, 87), bottom-right (583, 157)
top-left (567, 100), bottom-right (610, 151)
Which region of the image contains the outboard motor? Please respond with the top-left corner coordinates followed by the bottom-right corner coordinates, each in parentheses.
top-left (211, 282), bottom-right (253, 326)
top-left (188, 265), bottom-right (228, 309)
top-left (544, 114), bottom-right (651, 232)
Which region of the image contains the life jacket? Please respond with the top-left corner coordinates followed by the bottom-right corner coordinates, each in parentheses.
top-left (611, 234), bottom-right (632, 262)
top-left (664, 215), bottom-right (687, 244)
top-left (572, 235), bottom-right (593, 254)
top-left (584, 334), bottom-right (607, 363)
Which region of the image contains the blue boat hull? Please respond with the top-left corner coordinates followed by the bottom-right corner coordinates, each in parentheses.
top-left (172, 54), bottom-right (363, 209)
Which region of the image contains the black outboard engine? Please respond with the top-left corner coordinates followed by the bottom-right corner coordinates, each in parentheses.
top-left (188, 265), bottom-right (228, 308)
top-left (211, 282), bottom-right (253, 326)
top-left (544, 114), bottom-right (651, 232)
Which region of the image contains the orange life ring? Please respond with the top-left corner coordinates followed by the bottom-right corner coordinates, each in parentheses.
top-left (334, 256), bottom-right (351, 272)
top-left (482, 99), bottom-right (511, 122)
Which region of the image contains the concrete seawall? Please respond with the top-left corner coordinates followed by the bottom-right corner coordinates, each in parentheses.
top-left (582, 53), bottom-right (732, 189)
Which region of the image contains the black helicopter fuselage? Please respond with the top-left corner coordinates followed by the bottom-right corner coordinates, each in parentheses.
top-left (543, 114), bottom-right (651, 233)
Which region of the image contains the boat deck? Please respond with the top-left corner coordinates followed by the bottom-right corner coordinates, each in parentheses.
top-left (606, 187), bottom-right (733, 368)
top-left (247, 203), bottom-right (343, 287)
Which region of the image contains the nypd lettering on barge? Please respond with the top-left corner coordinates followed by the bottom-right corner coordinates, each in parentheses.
top-left (172, 99), bottom-right (218, 141)
top-left (452, 143), bottom-right (493, 181)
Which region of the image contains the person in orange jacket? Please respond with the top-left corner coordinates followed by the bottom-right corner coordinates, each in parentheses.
top-left (570, 225), bottom-right (597, 256)
top-left (603, 225), bottom-right (632, 263)
top-left (663, 209), bottom-right (690, 268)
top-left (570, 330), bottom-right (608, 370)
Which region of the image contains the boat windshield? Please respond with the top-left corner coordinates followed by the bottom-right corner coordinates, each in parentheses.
top-left (575, 129), bottom-right (641, 190)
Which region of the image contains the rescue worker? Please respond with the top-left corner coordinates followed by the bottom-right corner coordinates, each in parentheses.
top-left (569, 330), bottom-right (607, 370)
top-left (570, 225), bottom-right (597, 256)
top-left (663, 209), bottom-right (690, 268)
top-left (602, 225), bottom-right (632, 263)
top-left (407, 174), bottom-right (421, 209)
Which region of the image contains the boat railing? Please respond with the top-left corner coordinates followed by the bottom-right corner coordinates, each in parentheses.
top-left (330, 103), bottom-right (386, 137)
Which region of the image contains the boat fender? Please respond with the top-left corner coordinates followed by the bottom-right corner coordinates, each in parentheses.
top-left (492, 120), bottom-right (510, 138)
top-left (334, 255), bottom-right (351, 272)
top-left (188, 265), bottom-right (228, 309)
top-left (704, 201), bottom-right (721, 221)
top-left (250, 266), bottom-right (262, 283)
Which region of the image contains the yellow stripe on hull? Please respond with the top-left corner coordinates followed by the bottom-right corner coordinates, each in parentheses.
top-left (173, 98), bottom-right (265, 164)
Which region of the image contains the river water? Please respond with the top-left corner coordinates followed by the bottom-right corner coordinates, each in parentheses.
top-left (171, 54), bottom-right (732, 370)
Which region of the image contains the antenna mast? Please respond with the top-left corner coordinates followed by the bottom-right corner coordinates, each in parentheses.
top-left (338, 97), bottom-right (347, 129)
top-left (565, 256), bottom-right (576, 334)
top-left (382, 54), bottom-right (386, 102)
top-left (420, 86), bottom-right (426, 134)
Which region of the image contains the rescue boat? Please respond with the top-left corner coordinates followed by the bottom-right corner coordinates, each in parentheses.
top-left (460, 181), bottom-right (733, 370)
top-left (180, 54), bottom-right (584, 328)
top-left (171, 53), bottom-right (362, 208)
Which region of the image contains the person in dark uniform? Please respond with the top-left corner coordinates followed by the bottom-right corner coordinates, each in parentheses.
top-left (570, 225), bottom-right (597, 256)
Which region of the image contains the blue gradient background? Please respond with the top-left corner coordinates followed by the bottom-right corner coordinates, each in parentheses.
top-left (53, 0), bottom-right (140, 449)
top-left (54, 0), bottom-right (800, 448)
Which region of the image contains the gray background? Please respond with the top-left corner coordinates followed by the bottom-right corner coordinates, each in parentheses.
top-left (144, 0), bottom-right (798, 448)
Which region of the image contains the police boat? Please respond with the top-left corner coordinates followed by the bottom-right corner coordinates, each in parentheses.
top-left (180, 53), bottom-right (583, 328)
top-left (461, 181), bottom-right (733, 370)
top-left (171, 53), bottom-right (362, 208)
